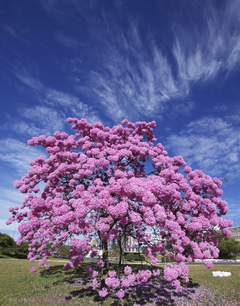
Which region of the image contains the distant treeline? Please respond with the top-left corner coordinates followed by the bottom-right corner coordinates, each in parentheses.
top-left (0, 233), bottom-right (71, 259)
top-left (1, 232), bottom-right (239, 260)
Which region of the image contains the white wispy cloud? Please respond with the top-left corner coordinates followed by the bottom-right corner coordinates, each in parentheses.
top-left (46, 88), bottom-right (79, 106)
top-left (73, 20), bottom-right (188, 123)
top-left (6, 60), bottom-right (44, 99)
top-left (165, 116), bottom-right (240, 180)
top-left (62, 2), bottom-right (240, 123)
top-left (172, 39), bottom-right (222, 83)
top-left (55, 33), bottom-right (81, 49)
top-left (1, 120), bottom-right (43, 138)
top-left (221, 193), bottom-right (240, 223)
top-left (2, 24), bottom-right (29, 44)
top-left (39, 0), bottom-right (61, 13)
top-left (225, 206), bottom-right (240, 222)
top-left (72, 1), bottom-right (240, 123)
top-left (3, 25), bottom-right (17, 37)
top-left (0, 138), bottom-right (47, 174)
top-left (13, 0), bottom-right (240, 125)
top-left (4, 60), bottom-right (101, 134)
top-left (21, 105), bottom-right (66, 133)
top-left (13, 71), bottom-right (44, 93)
top-left (2, 105), bottom-right (67, 138)
top-left (0, 187), bottom-right (27, 205)
top-left (172, 0), bottom-right (240, 83)
top-left (0, 185), bottom-right (33, 237)
top-left (0, 188), bottom-right (27, 220)
top-left (45, 88), bottom-right (101, 123)
top-left (0, 219), bottom-right (20, 232)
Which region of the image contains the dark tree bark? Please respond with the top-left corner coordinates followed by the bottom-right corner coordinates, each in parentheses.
top-left (101, 239), bottom-right (109, 288)
top-left (118, 236), bottom-right (123, 266)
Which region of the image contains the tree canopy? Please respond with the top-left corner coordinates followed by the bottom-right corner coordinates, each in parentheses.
top-left (7, 118), bottom-right (233, 297)
top-left (218, 236), bottom-right (240, 260)
top-left (0, 233), bottom-right (15, 248)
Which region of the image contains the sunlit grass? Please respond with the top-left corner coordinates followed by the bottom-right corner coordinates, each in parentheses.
top-left (187, 265), bottom-right (240, 303)
top-left (0, 259), bottom-right (240, 305)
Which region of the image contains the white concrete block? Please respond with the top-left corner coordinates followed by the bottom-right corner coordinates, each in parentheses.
top-left (212, 271), bottom-right (231, 277)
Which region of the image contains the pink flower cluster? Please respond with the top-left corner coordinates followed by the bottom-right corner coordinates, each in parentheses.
top-left (85, 265), bottom-right (98, 277)
top-left (96, 260), bottom-right (105, 268)
top-left (136, 269), bottom-right (152, 283)
top-left (30, 267), bottom-right (36, 273)
top-left (204, 261), bottom-right (213, 269)
top-left (105, 277), bottom-right (120, 288)
top-left (7, 117), bottom-right (233, 296)
top-left (164, 262), bottom-right (189, 289)
top-left (124, 266), bottom-right (132, 275)
top-left (103, 267), bottom-right (162, 298)
top-left (98, 288), bottom-right (108, 297)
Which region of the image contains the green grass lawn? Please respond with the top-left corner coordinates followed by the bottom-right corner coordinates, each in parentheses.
top-left (0, 259), bottom-right (240, 306)
top-left (187, 265), bottom-right (240, 303)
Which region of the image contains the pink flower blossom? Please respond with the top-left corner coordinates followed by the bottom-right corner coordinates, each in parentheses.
top-left (108, 270), bottom-right (117, 278)
top-left (124, 266), bottom-right (132, 275)
top-left (98, 288), bottom-right (108, 297)
top-left (105, 277), bottom-right (120, 288)
top-left (116, 289), bottom-right (125, 298)
top-left (90, 249), bottom-right (98, 258)
top-left (85, 265), bottom-right (93, 274)
top-left (92, 278), bottom-right (98, 287)
top-left (204, 262), bottom-right (213, 269)
top-left (92, 270), bottom-right (98, 278)
top-left (97, 260), bottom-right (105, 267)
top-left (30, 267), bottom-right (36, 273)
top-left (153, 269), bottom-right (161, 276)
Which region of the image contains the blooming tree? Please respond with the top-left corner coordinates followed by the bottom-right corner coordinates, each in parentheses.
top-left (7, 118), bottom-right (233, 296)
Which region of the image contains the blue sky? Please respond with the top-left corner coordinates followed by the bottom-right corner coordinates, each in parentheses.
top-left (1, 0), bottom-right (240, 240)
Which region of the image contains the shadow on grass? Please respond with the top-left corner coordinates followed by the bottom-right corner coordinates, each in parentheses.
top-left (40, 262), bottom-right (200, 305)
top-left (40, 261), bottom-right (91, 278)
top-left (187, 277), bottom-right (200, 289)
top-left (67, 278), bottom-right (200, 306)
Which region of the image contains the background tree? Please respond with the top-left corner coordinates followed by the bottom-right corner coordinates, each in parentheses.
top-left (7, 118), bottom-right (233, 297)
top-left (109, 236), bottom-right (119, 257)
top-left (58, 244), bottom-right (71, 259)
top-left (218, 237), bottom-right (240, 260)
top-left (0, 233), bottom-right (28, 258)
top-left (13, 241), bottom-right (29, 255)
top-left (0, 233), bottom-right (15, 248)
top-left (125, 253), bottom-right (145, 262)
top-left (92, 238), bottom-right (97, 248)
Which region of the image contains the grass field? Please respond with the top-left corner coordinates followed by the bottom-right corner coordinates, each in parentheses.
top-left (0, 259), bottom-right (240, 306)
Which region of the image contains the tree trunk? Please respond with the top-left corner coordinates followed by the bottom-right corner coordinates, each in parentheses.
top-left (101, 239), bottom-right (109, 288)
top-left (118, 237), bottom-right (123, 266)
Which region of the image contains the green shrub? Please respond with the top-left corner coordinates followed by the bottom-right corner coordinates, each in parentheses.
top-left (0, 233), bottom-right (15, 248)
top-left (59, 245), bottom-right (71, 258)
top-left (218, 237), bottom-right (240, 260)
top-left (124, 253), bottom-right (145, 261)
